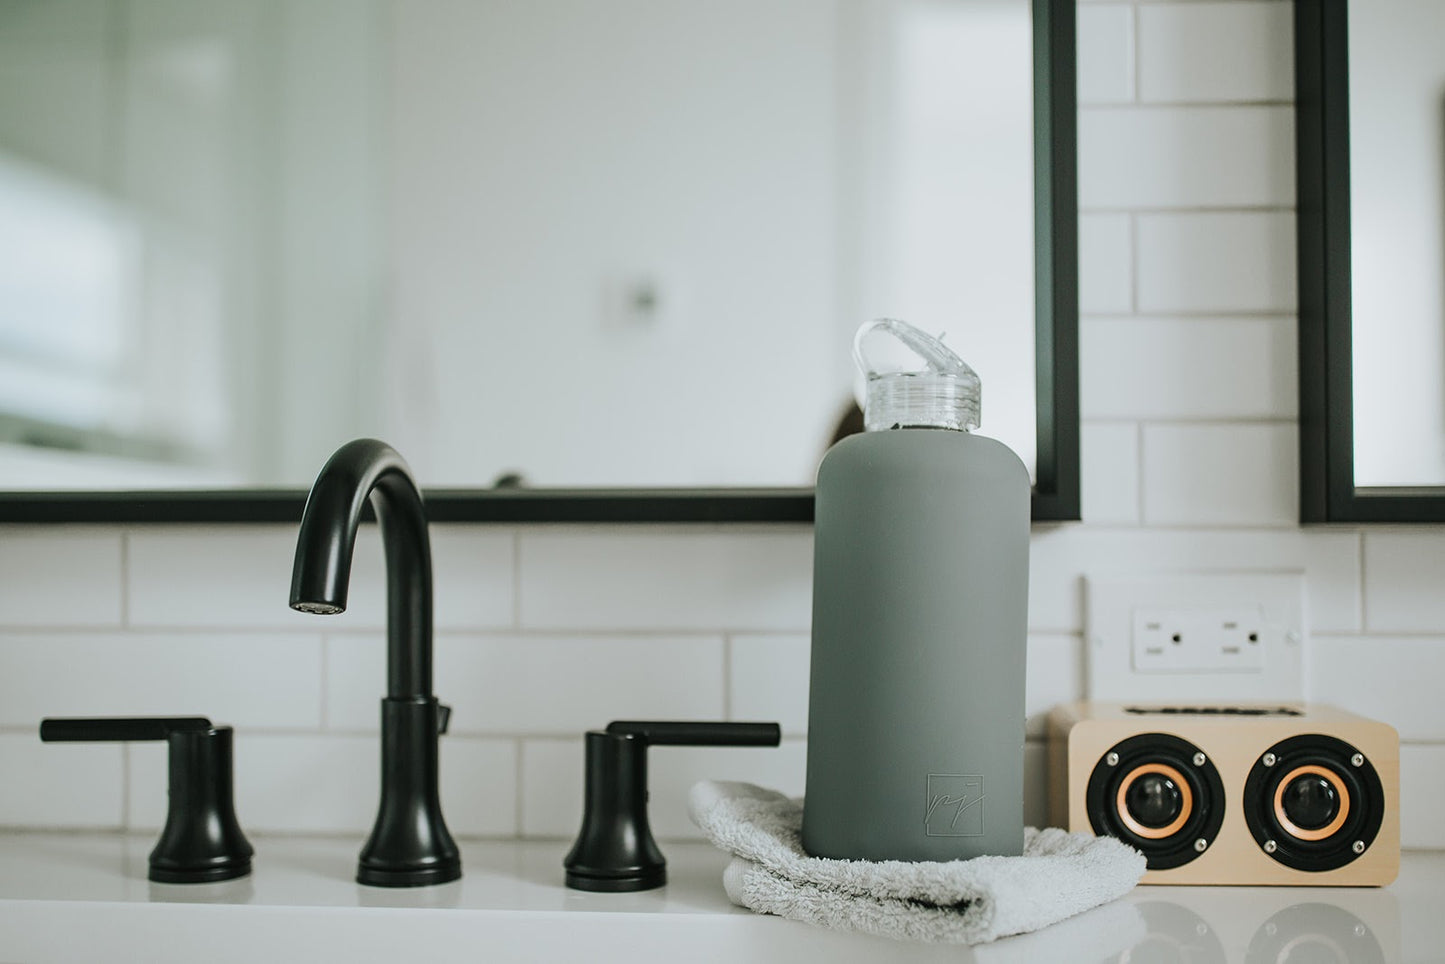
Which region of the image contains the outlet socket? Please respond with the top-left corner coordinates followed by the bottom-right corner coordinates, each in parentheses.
top-left (1131, 607), bottom-right (1267, 673)
top-left (1086, 572), bottom-right (1306, 703)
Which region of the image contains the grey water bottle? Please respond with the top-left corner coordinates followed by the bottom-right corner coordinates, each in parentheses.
top-left (802, 319), bottom-right (1030, 862)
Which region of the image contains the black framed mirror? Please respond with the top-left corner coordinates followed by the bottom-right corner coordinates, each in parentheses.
top-left (1297, 0), bottom-right (1445, 522)
top-left (0, 0), bottom-right (1077, 525)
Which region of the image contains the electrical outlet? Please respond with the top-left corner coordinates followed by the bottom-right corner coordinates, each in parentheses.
top-left (1085, 572), bottom-right (1306, 703)
top-left (1131, 607), bottom-right (1267, 673)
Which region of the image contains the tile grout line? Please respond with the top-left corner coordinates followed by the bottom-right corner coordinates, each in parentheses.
top-left (1130, 1), bottom-right (1143, 104)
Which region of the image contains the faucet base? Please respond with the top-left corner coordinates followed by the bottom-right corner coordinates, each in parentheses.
top-left (357, 859), bottom-right (462, 889)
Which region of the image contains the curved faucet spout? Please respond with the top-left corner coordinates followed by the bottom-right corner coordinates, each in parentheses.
top-left (290, 438), bottom-right (460, 887)
top-left (290, 438), bottom-right (433, 699)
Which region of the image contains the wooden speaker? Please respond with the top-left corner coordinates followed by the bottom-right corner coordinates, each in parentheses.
top-left (1047, 702), bottom-right (1399, 885)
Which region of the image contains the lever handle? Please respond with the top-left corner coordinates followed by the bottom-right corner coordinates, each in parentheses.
top-left (39, 715), bottom-right (252, 884)
top-left (604, 721), bottom-right (780, 747)
top-left (40, 717), bottom-right (213, 743)
top-left (564, 719), bottom-right (782, 893)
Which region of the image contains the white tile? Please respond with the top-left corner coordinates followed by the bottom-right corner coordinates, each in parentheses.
top-left (1363, 531), bottom-right (1445, 633)
top-left (0, 529), bottom-right (122, 627)
top-left (1141, 423), bottom-right (1298, 525)
top-left (326, 633), bottom-right (725, 734)
top-left (1025, 635), bottom-right (1085, 739)
top-left (1137, 212), bottom-right (1296, 314)
top-left (518, 528), bottom-right (812, 632)
top-left (1081, 317), bottom-right (1297, 419)
top-left (1138, 2), bottom-right (1294, 104)
top-left (0, 633), bottom-right (324, 730)
top-left (1076, 5), bottom-right (1134, 105)
top-left (1079, 213), bottom-right (1133, 314)
top-left (129, 733), bottom-right (516, 837)
top-left (1080, 423), bottom-right (1140, 525)
top-left (1311, 637), bottom-right (1445, 742)
top-left (730, 634), bottom-right (810, 736)
top-left (1400, 744), bottom-right (1445, 850)
top-left (1026, 527), bottom-right (1361, 634)
top-left (1079, 106), bottom-right (1294, 208)
top-left (127, 525), bottom-right (512, 631)
top-left (0, 735), bottom-right (122, 828)
top-left (521, 738), bottom-right (807, 840)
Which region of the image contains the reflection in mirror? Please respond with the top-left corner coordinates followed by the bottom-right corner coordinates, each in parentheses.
top-left (0, 0), bottom-right (1036, 492)
top-left (1348, 0), bottom-right (1445, 488)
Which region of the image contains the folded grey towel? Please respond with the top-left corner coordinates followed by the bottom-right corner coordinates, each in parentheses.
top-left (687, 780), bottom-right (1146, 945)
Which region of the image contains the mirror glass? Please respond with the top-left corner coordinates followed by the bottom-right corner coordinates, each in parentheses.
top-left (0, 0), bottom-right (1037, 492)
top-left (1348, 0), bottom-right (1445, 488)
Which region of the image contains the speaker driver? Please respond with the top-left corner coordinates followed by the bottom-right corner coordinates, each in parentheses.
top-left (1086, 733), bottom-right (1225, 870)
top-left (1244, 735), bottom-right (1385, 872)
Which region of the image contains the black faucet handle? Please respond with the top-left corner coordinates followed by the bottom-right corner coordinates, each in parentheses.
top-left (40, 716), bottom-right (214, 743)
top-left (39, 715), bottom-right (253, 884)
top-left (563, 720), bottom-right (783, 893)
top-left (604, 720), bottom-right (781, 747)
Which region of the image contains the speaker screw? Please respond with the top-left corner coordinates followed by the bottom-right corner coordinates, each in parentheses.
top-left (1264, 839), bottom-right (1278, 853)
top-left (1354, 924), bottom-right (1367, 937)
top-left (1192, 752), bottom-right (1206, 766)
top-left (1353, 840), bottom-right (1366, 854)
top-left (1193, 838), bottom-right (1208, 852)
top-left (1262, 753), bottom-right (1277, 767)
top-left (1106, 752), bottom-right (1119, 767)
top-left (1351, 753), bottom-right (1364, 767)
top-left (1265, 923), bottom-right (1278, 937)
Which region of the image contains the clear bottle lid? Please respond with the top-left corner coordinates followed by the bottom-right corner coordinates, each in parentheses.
top-left (852, 318), bottom-right (981, 432)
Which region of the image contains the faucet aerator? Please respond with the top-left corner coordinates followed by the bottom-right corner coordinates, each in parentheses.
top-left (293, 602), bottom-right (343, 615)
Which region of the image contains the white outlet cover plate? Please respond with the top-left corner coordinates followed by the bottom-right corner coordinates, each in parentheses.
top-left (1085, 571), bottom-right (1307, 703)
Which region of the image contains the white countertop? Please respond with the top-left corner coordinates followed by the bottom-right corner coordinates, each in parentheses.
top-left (0, 833), bottom-right (1441, 963)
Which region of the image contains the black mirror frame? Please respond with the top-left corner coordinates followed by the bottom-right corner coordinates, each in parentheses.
top-left (0, 0), bottom-right (1078, 526)
top-left (1296, 0), bottom-right (1445, 523)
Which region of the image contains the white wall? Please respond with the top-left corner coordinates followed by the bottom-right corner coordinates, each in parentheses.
top-left (0, 0), bottom-right (1442, 849)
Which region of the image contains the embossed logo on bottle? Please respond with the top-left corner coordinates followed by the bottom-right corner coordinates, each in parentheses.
top-left (925, 774), bottom-right (985, 836)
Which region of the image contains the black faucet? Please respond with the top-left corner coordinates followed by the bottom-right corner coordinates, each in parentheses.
top-left (289, 438), bottom-right (461, 887)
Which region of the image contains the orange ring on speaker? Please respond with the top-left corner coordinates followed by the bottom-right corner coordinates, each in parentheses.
top-left (1273, 764), bottom-right (1350, 841)
top-left (1115, 762), bottom-right (1192, 839)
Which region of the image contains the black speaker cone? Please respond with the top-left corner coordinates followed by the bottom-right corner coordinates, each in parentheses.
top-left (1244, 735), bottom-right (1385, 872)
top-left (1281, 773), bottom-right (1339, 832)
top-left (1086, 733), bottom-right (1225, 870)
top-left (1125, 772), bottom-right (1183, 829)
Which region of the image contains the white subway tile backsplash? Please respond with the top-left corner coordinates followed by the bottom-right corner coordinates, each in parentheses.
top-left (128, 733), bottom-right (517, 837)
top-left (0, 736), bottom-right (122, 828)
top-left (1137, 212), bottom-right (1297, 314)
top-left (520, 737), bottom-right (806, 840)
top-left (1400, 744), bottom-right (1445, 850)
top-left (1026, 635), bottom-right (1085, 738)
top-left (1362, 531), bottom-right (1445, 633)
top-left (1082, 317), bottom-right (1297, 419)
top-left (1076, 5), bottom-right (1134, 105)
top-left (1312, 637), bottom-right (1445, 742)
top-left (127, 525), bottom-right (513, 632)
top-left (729, 634), bottom-right (810, 736)
top-left (0, 633), bottom-right (324, 730)
top-left (326, 632), bottom-right (725, 734)
top-left (518, 528), bottom-right (812, 632)
top-left (1137, 2), bottom-right (1294, 104)
top-left (1027, 527), bottom-right (1361, 634)
top-left (0, 529), bottom-right (121, 627)
top-left (1141, 423), bottom-right (1298, 526)
top-left (1080, 423), bottom-right (1140, 525)
top-left (1079, 213), bottom-right (1133, 314)
top-left (1080, 106), bottom-right (1294, 209)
